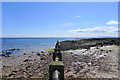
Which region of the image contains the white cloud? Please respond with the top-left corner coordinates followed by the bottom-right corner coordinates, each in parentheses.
top-left (68, 26), bottom-right (118, 37)
top-left (68, 26), bottom-right (118, 34)
top-left (75, 16), bottom-right (80, 18)
top-left (106, 21), bottom-right (119, 25)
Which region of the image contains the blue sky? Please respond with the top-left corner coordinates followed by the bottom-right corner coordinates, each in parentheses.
top-left (2, 2), bottom-right (118, 37)
top-left (2, 0), bottom-right (119, 2)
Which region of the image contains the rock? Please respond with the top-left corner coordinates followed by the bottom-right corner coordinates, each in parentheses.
top-left (34, 59), bottom-right (36, 61)
top-left (28, 56), bottom-right (31, 58)
top-left (74, 68), bottom-right (80, 74)
top-left (41, 51), bottom-right (44, 53)
top-left (32, 52), bottom-right (35, 53)
top-left (106, 51), bottom-right (108, 53)
top-left (0, 54), bottom-right (5, 56)
top-left (66, 69), bottom-right (71, 73)
top-left (87, 62), bottom-right (92, 66)
top-left (4, 48), bottom-right (21, 56)
top-left (26, 66), bottom-right (30, 69)
top-left (41, 57), bottom-right (46, 60)
top-left (44, 73), bottom-right (47, 75)
top-left (17, 49), bottom-right (20, 50)
top-left (109, 50), bottom-right (112, 52)
top-left (77, 62), bottom-right (81, 65)
top-left (65, 72), bottom-right (74, 78)
top-left (10, 48), bottom-right (16, 51)
top-left (60, 38), bottom-right (119, 50)
top-left (6, 51), bottom-right (12, 55)
top-left (8, 73), bottom-right (15, 77)
top-left (100, 49), bottom-right (104, 51)
top-left (37, 53), bottom-right (40, 56)
top-left (49, 53), bottom-right (52, 55)
top-left (12, 70), bottom-right (18, 73)
top-left (24, 53), bottom-right (26, 55)
top-left (23, 59), bottom-right (29, 62)
top-left (71, 52), bottom-right (73, 54)
top-left (10, 48), bottom-right (21, 51)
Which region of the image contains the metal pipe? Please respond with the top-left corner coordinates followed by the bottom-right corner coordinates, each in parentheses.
top-left (52, 70), bottom-right (60, 80)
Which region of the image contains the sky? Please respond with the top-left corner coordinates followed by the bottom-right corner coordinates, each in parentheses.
top-left (2, 2), bottom-right (119, 38)
top-left (1, 0), bottom-right (120, 2)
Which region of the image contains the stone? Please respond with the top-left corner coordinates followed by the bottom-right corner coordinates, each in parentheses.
top-left (37, 53), bottom-right (40, 56)
top-left (26, 66), bottom-right (30, 69)
top-left (12, 70), bottom-right (18, 73)
top-left (23, 53), bottom-right (26, 55)
top-left (8, 73), bottom-right (15, 77)
top-left (23, 59), bottom-right (29, 62)
top-left (10, 48), bottom-right (16, 51)
top-left (6, 51), bottom-right (12, 55)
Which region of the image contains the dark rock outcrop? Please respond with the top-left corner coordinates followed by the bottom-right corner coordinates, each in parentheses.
top-left (60, 38), bottom-right (120, 50)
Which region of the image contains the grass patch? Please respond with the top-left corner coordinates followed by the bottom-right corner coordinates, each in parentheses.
top-left (64, 49), bottom-right (74, 52)
top-left (111, 45), bottom-right (118, 47)
top-left (45, 48), bottom-right (54, 51)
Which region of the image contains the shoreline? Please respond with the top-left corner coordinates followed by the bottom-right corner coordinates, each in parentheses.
top-left (0, 47), bottom-right (54, 56)
top-left (1, 38), bottom-right (119, 79)
top-left (1, 45), bottom-right (119, 79)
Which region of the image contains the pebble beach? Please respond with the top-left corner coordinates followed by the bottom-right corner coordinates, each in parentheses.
top-left (1, 45), bottom-right (119, 79)
top-left (0, 38), bottom-right (119, 79)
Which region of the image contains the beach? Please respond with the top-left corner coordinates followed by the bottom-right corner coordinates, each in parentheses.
top-left (0, 38), bottom-right (119, 79)
top-left (2, 1), bottom-right (118, 80)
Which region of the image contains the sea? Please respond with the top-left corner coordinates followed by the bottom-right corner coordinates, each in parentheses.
top-left (0, 37), bottom-right (81, 54)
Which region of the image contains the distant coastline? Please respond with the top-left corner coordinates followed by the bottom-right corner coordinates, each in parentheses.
top-left (60, 37), bottom-right (120, 50)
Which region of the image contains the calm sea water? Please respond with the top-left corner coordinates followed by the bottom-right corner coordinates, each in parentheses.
top-left (0, 37), bottom-right (80, 54)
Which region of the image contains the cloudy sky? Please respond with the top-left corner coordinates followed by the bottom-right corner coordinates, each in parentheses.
top-left (2, 2), bottom-right (119, 37)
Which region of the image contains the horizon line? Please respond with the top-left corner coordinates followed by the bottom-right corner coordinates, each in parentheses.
top-left (0, 36), bottom-right (118, 38)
